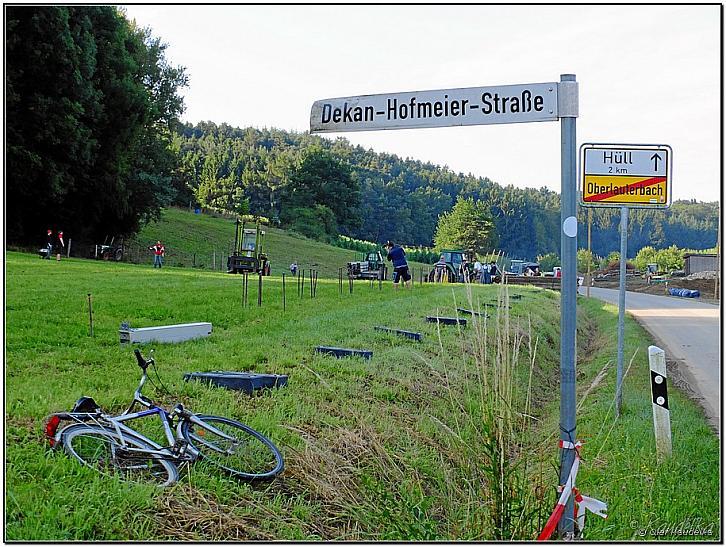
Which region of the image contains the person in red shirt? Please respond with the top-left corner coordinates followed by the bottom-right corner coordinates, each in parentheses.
top-left (149, 241), bottom-right (165, 268)
top-left (56, 231), bottom-right (65, 261)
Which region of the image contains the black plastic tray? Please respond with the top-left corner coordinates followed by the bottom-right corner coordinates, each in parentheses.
top-left (183, 371), bottom-right (287, 393)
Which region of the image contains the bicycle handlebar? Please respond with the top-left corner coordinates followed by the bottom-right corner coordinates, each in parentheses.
top-left (134, 349), bottom-right (149, 369)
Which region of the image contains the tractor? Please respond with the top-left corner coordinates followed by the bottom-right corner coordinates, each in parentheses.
top-left (227, 219), bottom-right (271, 275)
top-left (90, 236), bottom-right (124, 262)
top-left (347, 250), bottom-right (388, 280)
top-left (428, 250), bottom-right (471, 283)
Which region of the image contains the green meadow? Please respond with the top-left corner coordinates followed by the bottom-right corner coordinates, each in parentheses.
top-left (5, 251), bottom-right (719, 540)
top-left (124, 207), bottom-right (432, 278)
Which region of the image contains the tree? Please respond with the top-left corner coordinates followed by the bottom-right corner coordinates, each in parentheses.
top-left (281, 146), bottom-right (360, 234)
top-left (577, 249), bottom-right (597, 274)
top-left (633, 246), bottom-right (658, 272)
top-left (6, 6), bottom-right (187, 244)
top-left (655, 245), bottom-right (684, 272)
top-left (602, 251), bottom-right (620, 270)
top-left (433, 197), bottom-right (496, 254)
top-left (537, 252), bottom-right (560, 272)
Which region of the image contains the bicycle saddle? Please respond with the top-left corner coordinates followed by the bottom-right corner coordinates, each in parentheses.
top-left (71, 396), bottom-right (100, 413)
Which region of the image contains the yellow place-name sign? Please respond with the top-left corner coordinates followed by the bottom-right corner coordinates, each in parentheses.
top-left (582, 175), bottom-right (668, 205)
top-left (580, 144), bottom-right (672, 209)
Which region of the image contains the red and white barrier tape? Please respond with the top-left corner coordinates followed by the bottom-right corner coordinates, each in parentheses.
top-left (537, 440), bottom-right (607, 540)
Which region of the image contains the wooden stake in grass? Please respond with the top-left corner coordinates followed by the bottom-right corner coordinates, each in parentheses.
top-left (258, 273), bottom-right (263, 307)
top-left (301, 269), bottom-right (305, 299)
top-left (282, 273), bottom-right (286, 311)
top-left (87, 293), bottom-right (94, 337)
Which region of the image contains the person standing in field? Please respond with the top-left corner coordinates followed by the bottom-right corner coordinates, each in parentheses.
top-left (385, 241), bottom-right (411, 290)
top-left (489, 261), bottom-right (499, 283)
top-left (44, 229), bottom-right (53, 259)
top-left (482, 261), bottom-right (492, 284)
top-left (149, 240), bottom-right (165, 268)
top-left (434, 254), bottom-right (447, 283)
top-left (55, 230), bottom-right (65, 261)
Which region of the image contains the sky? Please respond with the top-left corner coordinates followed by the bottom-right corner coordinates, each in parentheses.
top-left (123, 4), bottom-right (721, 203)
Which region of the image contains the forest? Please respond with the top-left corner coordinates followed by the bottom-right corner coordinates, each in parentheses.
top-left (172, 121), bottom-right (718, 259)
top-left (5, 6), bottom-right (719, 261)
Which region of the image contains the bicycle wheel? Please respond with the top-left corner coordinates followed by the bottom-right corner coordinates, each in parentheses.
top-left (181, 415), bottom-right (284, 480)
top-left (61, 424), bottom-right (178, 487)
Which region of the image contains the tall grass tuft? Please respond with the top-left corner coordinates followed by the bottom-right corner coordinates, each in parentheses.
top-left (434, 282), bottom-right (549, 539)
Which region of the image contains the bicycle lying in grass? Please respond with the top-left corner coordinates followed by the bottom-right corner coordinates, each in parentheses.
top-left (45, 349), bottom-right (284, 487)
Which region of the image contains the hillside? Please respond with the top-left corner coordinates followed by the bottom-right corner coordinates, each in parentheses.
top-left (126, 208), bottom-right (430, 278)
top-left (173, 122), bottom-right (719, 259)
top-left (5, 252), bottom-right (719, 540)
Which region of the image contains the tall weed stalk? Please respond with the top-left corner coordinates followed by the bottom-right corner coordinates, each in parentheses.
top-left (436, 283), bottom-right (548, 539)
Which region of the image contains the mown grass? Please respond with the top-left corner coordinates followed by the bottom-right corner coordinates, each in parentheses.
top-left (125, 207), bottom-right (431, 277)
top-left (5, 251), bottom-right (719, 540)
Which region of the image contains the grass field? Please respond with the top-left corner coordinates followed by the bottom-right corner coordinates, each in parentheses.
top-left (5, 251), bottom-right (719, 540)
top-left (125, 207), bottom-right (431, 278)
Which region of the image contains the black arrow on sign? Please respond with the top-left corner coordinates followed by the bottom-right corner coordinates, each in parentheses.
top-left (651, 153), bottom-right (662, 171)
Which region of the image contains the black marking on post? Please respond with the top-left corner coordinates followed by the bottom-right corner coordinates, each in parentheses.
top-left (315, 346), bottom-right (373, 360)
top-left (650, 370), bottom-right (669, 410)
top-left (374, 326), bottom-right (423, 341)
top-left (426, 316), bottom-right (467, 326)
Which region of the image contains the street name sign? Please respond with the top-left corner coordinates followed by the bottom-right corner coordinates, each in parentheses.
top-left (310, 82), bottom-right (559, 133)
top-left (580, 144), bottom-right (672, 208)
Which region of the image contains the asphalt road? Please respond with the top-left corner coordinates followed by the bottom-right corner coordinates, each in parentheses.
top-left (580, 286), bottom-right (720, 434)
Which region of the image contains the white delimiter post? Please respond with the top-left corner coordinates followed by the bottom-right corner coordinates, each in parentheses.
top-left (557, 74), bottom-right (579, 538)
top-left (648, 345), bottom-right (672, 458)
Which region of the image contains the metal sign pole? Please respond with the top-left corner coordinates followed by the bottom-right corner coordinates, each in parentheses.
top-left (616, 206), bottom-right (629, 417)
top-left (557, 74), bottom-right (578, 538)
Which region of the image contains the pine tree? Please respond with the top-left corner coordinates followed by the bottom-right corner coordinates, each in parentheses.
top-left (433, 197), bottom-right (496, 254)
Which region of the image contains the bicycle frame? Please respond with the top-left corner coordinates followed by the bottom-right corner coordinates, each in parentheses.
top-left (48, 350), bottom-right (250, 463)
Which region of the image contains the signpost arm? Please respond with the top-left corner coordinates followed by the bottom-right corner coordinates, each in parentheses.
top-left (616, 206), bottom-right (629, 417)
top-left (557, 74), bottom-right (578, 538)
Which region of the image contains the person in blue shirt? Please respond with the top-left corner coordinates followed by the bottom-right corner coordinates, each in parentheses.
top-left (385, 241), bottom-right (412, 290)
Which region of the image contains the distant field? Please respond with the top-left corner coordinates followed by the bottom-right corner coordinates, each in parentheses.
top-left (126, 208), bottom-right (431, 278)
top-left (5, 252), bottom-right (719, 540)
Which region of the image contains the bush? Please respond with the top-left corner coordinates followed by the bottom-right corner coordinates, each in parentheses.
top-left (287, 205), bottom-right (337, 240)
